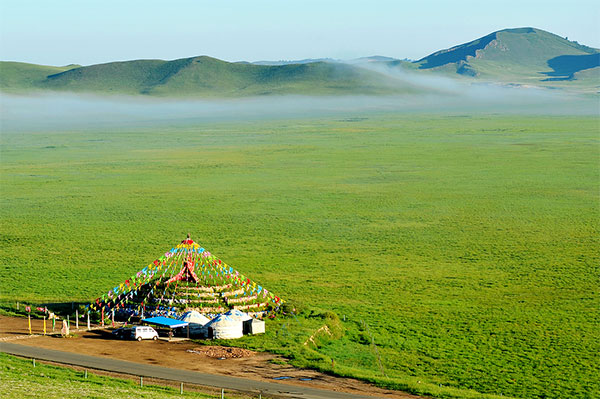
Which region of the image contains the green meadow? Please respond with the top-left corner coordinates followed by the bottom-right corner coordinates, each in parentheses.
top-left (1, 113), bottom-right (598, 399)
top-left (0, 353), bottom-right (249, 398)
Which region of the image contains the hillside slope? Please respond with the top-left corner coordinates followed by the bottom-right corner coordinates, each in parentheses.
top-left (0, 62), bottom-right (79, 92)
top-left (1, 56), bottom-right (413, 97)
top-left (414, 27), bottom-right (600, 89)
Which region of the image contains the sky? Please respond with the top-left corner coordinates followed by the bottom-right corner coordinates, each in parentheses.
top-left (1, 0), bottom-right (598, 66)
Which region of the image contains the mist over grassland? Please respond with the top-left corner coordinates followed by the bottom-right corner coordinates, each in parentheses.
top-left (1, 83), bottom-right (597, 133)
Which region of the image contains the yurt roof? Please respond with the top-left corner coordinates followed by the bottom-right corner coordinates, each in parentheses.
top-left (206, 314), bottom-right (241, 327)
top-left (178, 310), bottom-right (211, 325)
top-left (225, 309), bottom-right (252, 321)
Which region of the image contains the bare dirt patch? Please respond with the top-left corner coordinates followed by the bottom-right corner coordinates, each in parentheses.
top-left (188, 346), bottom-right (256, 359)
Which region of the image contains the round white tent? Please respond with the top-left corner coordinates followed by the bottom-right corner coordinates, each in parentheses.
top-left (178, 310), bottom-right (211, 338)
top-left (206, 314), bottom-right (243, 339)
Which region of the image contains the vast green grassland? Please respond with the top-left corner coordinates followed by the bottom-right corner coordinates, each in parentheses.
top-left (1, 113), bottom-right (598, 399)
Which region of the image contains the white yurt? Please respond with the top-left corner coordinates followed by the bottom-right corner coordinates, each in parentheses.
top-left (206, 314), bottom-right (243, 339)
top-left (178, 310), bottom-right (211, 337)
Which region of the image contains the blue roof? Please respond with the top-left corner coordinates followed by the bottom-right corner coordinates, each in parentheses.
top-left (142, 316), bottom-right (189, 328)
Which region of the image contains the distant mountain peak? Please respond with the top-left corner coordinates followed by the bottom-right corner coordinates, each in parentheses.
top-left (416, 27), bottom-right (547, 68)
top-left (497, 27), bottom-right (537, 34)
top-left (414, 27), bottom-right (599, 82)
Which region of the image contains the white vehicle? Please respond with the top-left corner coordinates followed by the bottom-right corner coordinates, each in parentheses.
top-left (133, 326), bottom-right (159, 341)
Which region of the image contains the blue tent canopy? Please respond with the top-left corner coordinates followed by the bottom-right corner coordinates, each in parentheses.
top-left (142, 316), bottom-right (189, 329)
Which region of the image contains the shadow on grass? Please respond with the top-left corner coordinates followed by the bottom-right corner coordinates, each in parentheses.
top-left (541, 53), bottom-right (600, 81)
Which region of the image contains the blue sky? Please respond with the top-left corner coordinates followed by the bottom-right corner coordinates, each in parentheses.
top-left (1, 0), bottom-right (598, 65)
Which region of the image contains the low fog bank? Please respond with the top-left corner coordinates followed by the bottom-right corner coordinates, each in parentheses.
top-left (1, 86), bottom-right (597, 132)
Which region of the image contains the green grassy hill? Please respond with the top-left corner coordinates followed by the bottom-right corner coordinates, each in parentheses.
top-left (414, 27), bottom-right (600, 89)
top-left (0, 56), bottom-right (411, 97)
top-left (0, 62), bottom-right (79, 92)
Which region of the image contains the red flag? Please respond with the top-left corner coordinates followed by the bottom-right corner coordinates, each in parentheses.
top-left (25, 306), bottom-right (31, 312)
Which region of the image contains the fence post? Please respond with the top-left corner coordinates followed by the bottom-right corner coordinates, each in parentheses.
top-left (32, 358), bottom-right (35, 367)
top-left (87, 312), bottom-right (90, 330)
top-left (140, 376), bottom-right (143, 387)
top-left (180, 382), bottom-right (183, 394)
top-left (84, 369), bottom-right (88, 379)
top-left (76, 309), bottom-right (79, 329)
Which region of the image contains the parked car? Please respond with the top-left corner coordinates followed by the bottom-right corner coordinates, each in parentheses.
top-left (133, 326), bottom-right (159, 341)
top-left (111, 326), bottom-right (158, 341)
top-left (111, 326), bottom-right (133, 339)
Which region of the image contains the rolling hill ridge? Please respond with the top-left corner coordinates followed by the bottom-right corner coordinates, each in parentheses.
top-left (1, 27), bottom-right (598, 97)
top-left (0, 56), bottom-right (408, 97)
